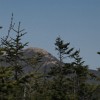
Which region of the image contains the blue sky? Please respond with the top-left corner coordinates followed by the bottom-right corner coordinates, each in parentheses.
top-left (0, 0), bottom-right (100, 69)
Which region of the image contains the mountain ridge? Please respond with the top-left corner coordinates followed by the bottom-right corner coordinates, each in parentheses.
top-left (24, 47), bottom-right (99, 70)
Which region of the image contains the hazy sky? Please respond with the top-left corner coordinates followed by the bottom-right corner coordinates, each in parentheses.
top-left (0, 0), bottom-right (100, 69)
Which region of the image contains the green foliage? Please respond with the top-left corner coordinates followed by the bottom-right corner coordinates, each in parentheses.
top-left (0, 14), bottom-right (30, 100)
top-left (48, 37), bottom-right (100, 100)
top-left (1, 14), bottom-right (28, 80)
top-left (55, 36), bottom-right (74, 62)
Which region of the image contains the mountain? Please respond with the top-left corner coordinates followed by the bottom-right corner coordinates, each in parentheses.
top-left (23, 47), bottom-right (100, 84)
top-left (23, 47), bottom-right (59, 73)
top-left (1, 47), bottom-right (100, 83)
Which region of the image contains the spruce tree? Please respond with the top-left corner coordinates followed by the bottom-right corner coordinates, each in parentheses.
top-left (1, 14), bottom-right (28, 80)
top-left (0, 14), bottom-right (29, 100)
top-left (48, 36), bottom-right (77, 100)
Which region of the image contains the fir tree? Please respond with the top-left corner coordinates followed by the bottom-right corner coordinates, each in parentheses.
top-left (1, 14), bottom-right (28, 80)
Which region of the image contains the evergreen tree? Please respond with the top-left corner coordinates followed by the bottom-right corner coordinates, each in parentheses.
top-left (1, 14), bottom-right (28, 80)
top-left (48, 36), bottom-right (77, 100)
top-left (70, 50), bottom-right (89, 100)
top-left (0, 14), bottom-right (29, 100)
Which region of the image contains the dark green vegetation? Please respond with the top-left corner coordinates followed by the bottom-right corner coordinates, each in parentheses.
top-left (0, 16), bottom-right (100, 100)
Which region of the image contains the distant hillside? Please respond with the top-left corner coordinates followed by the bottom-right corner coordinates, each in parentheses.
top-left (1, 47), bottom-right (100, 84)
top-left (23, 47), bottom-right (100, 84)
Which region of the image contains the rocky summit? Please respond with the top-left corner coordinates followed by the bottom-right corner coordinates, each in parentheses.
top-left (23, 47), bottom-right (59, 73)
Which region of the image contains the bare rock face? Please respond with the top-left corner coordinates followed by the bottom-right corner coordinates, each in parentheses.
top-left (23, 47), bottom-right (59, 73)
